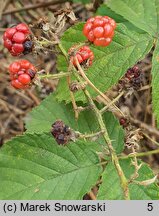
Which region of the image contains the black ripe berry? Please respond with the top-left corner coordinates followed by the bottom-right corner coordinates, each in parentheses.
top-left (51, 120), bottom-right (71, 145)
top-left (23, 40), bottom-right (33, 54)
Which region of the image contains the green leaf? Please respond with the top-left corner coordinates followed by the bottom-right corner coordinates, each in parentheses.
top-left (72, 0), bottom-right (91, 4)
top-left (106, 0), bottom-right (158, 36)
top-left (0, 133), bottom-right (102, 199)
top-left (56, 23), bottom-right (153, 103)
top-left (96, 4), bottom-right (127, 23)
top-left (96, 3), bottom-right (146, 34)
top-left (97, 159), bottom-right (159, 200)
top-left (26, 93), bottom-right (125, 154)
top-left (151, 39), bottom-right (159, 127)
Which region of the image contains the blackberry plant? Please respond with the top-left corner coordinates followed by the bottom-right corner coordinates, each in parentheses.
top-left (0, 0), bottom-right (159, 200)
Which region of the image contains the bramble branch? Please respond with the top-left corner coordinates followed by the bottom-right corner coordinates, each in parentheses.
top-left (74, 57), bottom-right (130, 200)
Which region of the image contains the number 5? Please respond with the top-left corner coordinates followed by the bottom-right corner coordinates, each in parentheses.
top-left (147, 203), bottom-right (153, 211)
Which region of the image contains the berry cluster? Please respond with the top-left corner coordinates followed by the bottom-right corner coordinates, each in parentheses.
top-left (83, 16), bottom-right (116, 47)
top-left (69, 45), bottom-right (94, 67)
top-left (51, 120), bottom-right (72, 145)
top-left (9, 60), bottom-right (36, 89)
top-left (3, 23), bottom-right (32, 56)
top-left (118, 66), bottom-right (142, 91)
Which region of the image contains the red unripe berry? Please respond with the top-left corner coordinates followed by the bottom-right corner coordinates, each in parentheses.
top-left (109, 19), bottom-right (116, 29)
top-left (18, 74), bottom-right (31, 85)
top-left (4, 27), bottom-right (16, 40)
top-left (3, 39), bottom-right (12, 50)
top-left (83, 16), bottom-right (116, 47)
top-left (9, 62), bottom-right (21, 74)
top-left (87, 17), bottom-right (95, 23)
top-left (11, 43), bottom-right (24, 54)
top-left (93, 27), bottom-right (104, 38)
top-left (3, 23), bottom-right (32, 56)
top-left (16, 23), bottom-right (30, 34)
top-left (76, 54), bottom-right (83, 64)
top-left (94, 37), bottom-right (112, 47)
top-left (11, 80), bottom-right (24, 89)
top-left (9, 59), bottom-right (36, 89)
top-left (103, 24), bottom-right (114, 37)
top-left (83, 23), bottom-right (93, 36)
top-left (102, 16), bottom-right (110, 24)
top-left (12, 32), bottom-right (26, 43)
top-left (19, 59), bottom-right (31, 69)
top-left (69, 45), bottom-right (94, 68)
top-left (93, 19), bottom-right (104, 27)
top-left (87, 31), bottom-right (95, 42)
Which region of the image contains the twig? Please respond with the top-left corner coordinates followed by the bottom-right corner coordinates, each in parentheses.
top-left (25, 90), bottom-right (40, 106)
top-left (119, 148), bottom-right (159, 159)
top-left (78, 130), bottom-right (105, 140)
top-left (128, 147), bottom-right (142, 183)
top-left (74, 57), bottom-right (130, 200)
top-left (2, 0), bottom-right (67, 15)
top-left (76, 61), bottom-right (124, 116)
top-left (100, 91), bottom-right (124, 114)
top-left (67, 75), bottom-right (79, 120)
top-left (130, 116), bottom-right (159, 137)
top-left (143, 133), bottom-right (159, 147)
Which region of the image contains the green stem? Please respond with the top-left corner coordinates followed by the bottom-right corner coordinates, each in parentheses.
top-left (39, 72), bottom-right (71, 79)
top-left (57, 42), bottom-right (130, 200)
top-left (58, 43), bottom-right (68, 60)
top-left (74, 60), bottom-right (130, 200)
top-left (119, 148), bottom-right (159, 159)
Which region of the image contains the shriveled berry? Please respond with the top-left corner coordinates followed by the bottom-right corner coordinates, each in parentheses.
top-left (83, 15), bottom-right (116, 47)
top-left (51, 120), bottom-right (72, 145)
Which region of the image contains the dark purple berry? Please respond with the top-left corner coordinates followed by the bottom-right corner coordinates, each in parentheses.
top-left (26, 69), bottom-right (36, 79)
top-left (51, 120), bottom-right (72, 145)
top-left (23, 40), bottom-right (33, 54)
